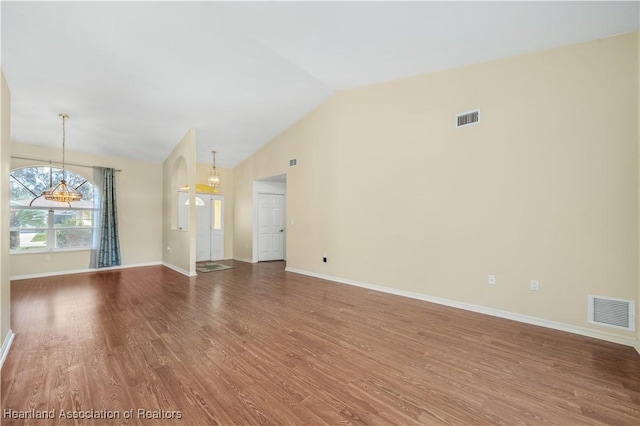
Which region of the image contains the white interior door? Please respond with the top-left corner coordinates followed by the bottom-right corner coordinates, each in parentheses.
top-left (258, 193), bottom-right (284, 261)
top-left (195, 194), bottom-right (224, 262)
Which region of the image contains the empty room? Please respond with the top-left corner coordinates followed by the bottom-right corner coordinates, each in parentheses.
top-left (1, 1), bottom-right (639, 425)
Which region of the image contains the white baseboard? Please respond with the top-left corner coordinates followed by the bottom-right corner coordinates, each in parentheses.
top-left (285, 267), bottom-right (639, 351)
top-left (0, 329), bottom-right (15, 369)
top-left (10, 261), bottom-right (163, 281)
top-left (233, 257), bottom-right (255, 264)
top-left (162, 262), bottom-right (197, 277)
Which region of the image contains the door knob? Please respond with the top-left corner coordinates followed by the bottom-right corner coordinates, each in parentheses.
top-left (279, 229), bottom-right (284, 232)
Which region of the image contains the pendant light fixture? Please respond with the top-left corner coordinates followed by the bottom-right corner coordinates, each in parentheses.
top-left (42, 113), bottom-right (83, 204)
top-left (208, 150), bottom-right (220, 190)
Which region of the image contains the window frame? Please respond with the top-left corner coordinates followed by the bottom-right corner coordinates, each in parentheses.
top-left (9, 166), bottom-right (99, 254)
top-left (10, 205), bottom-right (98, 253)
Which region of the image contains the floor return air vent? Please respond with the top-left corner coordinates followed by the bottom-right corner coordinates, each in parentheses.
top-left (588, 295), bottom-right (635, 331)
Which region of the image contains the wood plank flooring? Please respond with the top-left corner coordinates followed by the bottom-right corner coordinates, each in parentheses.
top-left (2, 261), bottom-right (640, 425)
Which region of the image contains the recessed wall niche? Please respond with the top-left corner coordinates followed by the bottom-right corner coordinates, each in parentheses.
top-left (172, 155), bottom-right (188, 231)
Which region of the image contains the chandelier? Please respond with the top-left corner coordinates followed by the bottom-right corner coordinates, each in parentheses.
top-left (208, 150), bottom-right (220, 190)
top-left (42, 114), bottom-right (83, 204)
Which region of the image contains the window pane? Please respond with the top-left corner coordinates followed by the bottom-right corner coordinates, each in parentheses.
top-left (53, 210), bottom-right (93, 228)
top-left (53, 210), bottom-right (93, 249)
top-left (55, 228), bottom-right (93, 249)
top-left (214, 199), bottom-right (222, 230)
top-left (10, 166), bottom-right (52, 200)
top-left (10, 209), bottom-right (48, 229)
top-left (9, 178), bottom-right (35, 206)
top-left (10, 209), bottom-right (49, 251)
top-left (10, 166), bottom-right (96, 206)
top-left (10, 229), bottom-right (48, 251)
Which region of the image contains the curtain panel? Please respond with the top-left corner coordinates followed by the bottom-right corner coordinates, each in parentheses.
top-left (90, 167), bottom-right (121, 268)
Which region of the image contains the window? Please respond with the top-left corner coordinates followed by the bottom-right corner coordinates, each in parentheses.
top-left (213, 199), bottom-right (222, 230)
top-left (10, 166), bottom-right (98, 252)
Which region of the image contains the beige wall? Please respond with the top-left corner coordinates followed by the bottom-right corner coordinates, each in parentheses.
top-left (1, 71), bottom-right (12, 347)
top-left (195, 164), bottom-right (234, 259)
top-left (233, 158), bottom-right (257, 261)
top-left (162, 129), bottom-right (196, 275)
top-left (10, 143), bottom-right (163, 277)
top-left (234, 33), bottom-right (639, 340)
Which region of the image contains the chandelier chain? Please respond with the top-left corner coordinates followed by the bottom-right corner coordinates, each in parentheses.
top-left (59, 114), bottom-right (69, 180)
top-left (41, 113), bottom-right (82, 204)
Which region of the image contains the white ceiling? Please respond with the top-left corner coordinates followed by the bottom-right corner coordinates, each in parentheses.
top-left (2, 1), bottom-right (638, 168)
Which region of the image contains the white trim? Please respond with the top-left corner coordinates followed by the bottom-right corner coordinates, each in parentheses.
top-left (11, 247), bottom-right (92, 256)
top-left (0, 330), bottom-right (15, 369)
top-left (285, 267), bottom-right (639, 350)
top-left (162, 262), bottom-right (196, 277)
top-left (10, 261), bottom-right (163, 281)
top-left (232, 257), bottom-right (255, 264)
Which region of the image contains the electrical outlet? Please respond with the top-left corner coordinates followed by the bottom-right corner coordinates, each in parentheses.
top-left (323, 254), bottom-right (327, 263)
top-left (488, 275), bottom-right (496, 285)
top-left (530, 280), bottom-right (539, 291)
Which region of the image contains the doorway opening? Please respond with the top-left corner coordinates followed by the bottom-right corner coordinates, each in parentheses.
top-left (195, 194), bottom-right (225, 262)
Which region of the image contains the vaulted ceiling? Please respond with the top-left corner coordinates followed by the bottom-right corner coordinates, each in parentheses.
top-left (2, 1), bottom-right (638, 168)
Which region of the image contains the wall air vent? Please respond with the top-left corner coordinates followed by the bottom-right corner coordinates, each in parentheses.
top-left (289, 159), bottom-right (297, 167)
top-left (588, 295), bottom-right (635, 331)
top-left (456, 109), bottom-right (480, 128)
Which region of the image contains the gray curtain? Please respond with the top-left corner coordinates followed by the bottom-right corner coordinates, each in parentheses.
top-left (90, 167), bottom-right (121, 268)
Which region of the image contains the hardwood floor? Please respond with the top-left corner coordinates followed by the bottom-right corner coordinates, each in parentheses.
top-left (2, 261), bottom-right (640, 425)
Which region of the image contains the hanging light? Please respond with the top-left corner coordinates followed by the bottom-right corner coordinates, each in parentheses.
top-left (208, 150), bottom-right (220, 190)
top-left (42, 114), bottom-right (82, 203)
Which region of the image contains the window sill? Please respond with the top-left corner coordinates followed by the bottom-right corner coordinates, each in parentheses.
top-left (10, 248), bottom-right (92, 256)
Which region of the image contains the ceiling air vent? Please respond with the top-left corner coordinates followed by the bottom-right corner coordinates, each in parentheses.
top-left (588, 295), bottom-right (635, 331)
top-left (456, 109), bottom-right (480, 128)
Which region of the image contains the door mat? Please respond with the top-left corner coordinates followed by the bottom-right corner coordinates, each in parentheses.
top-left (196, 262), bottom-right (234, 273)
